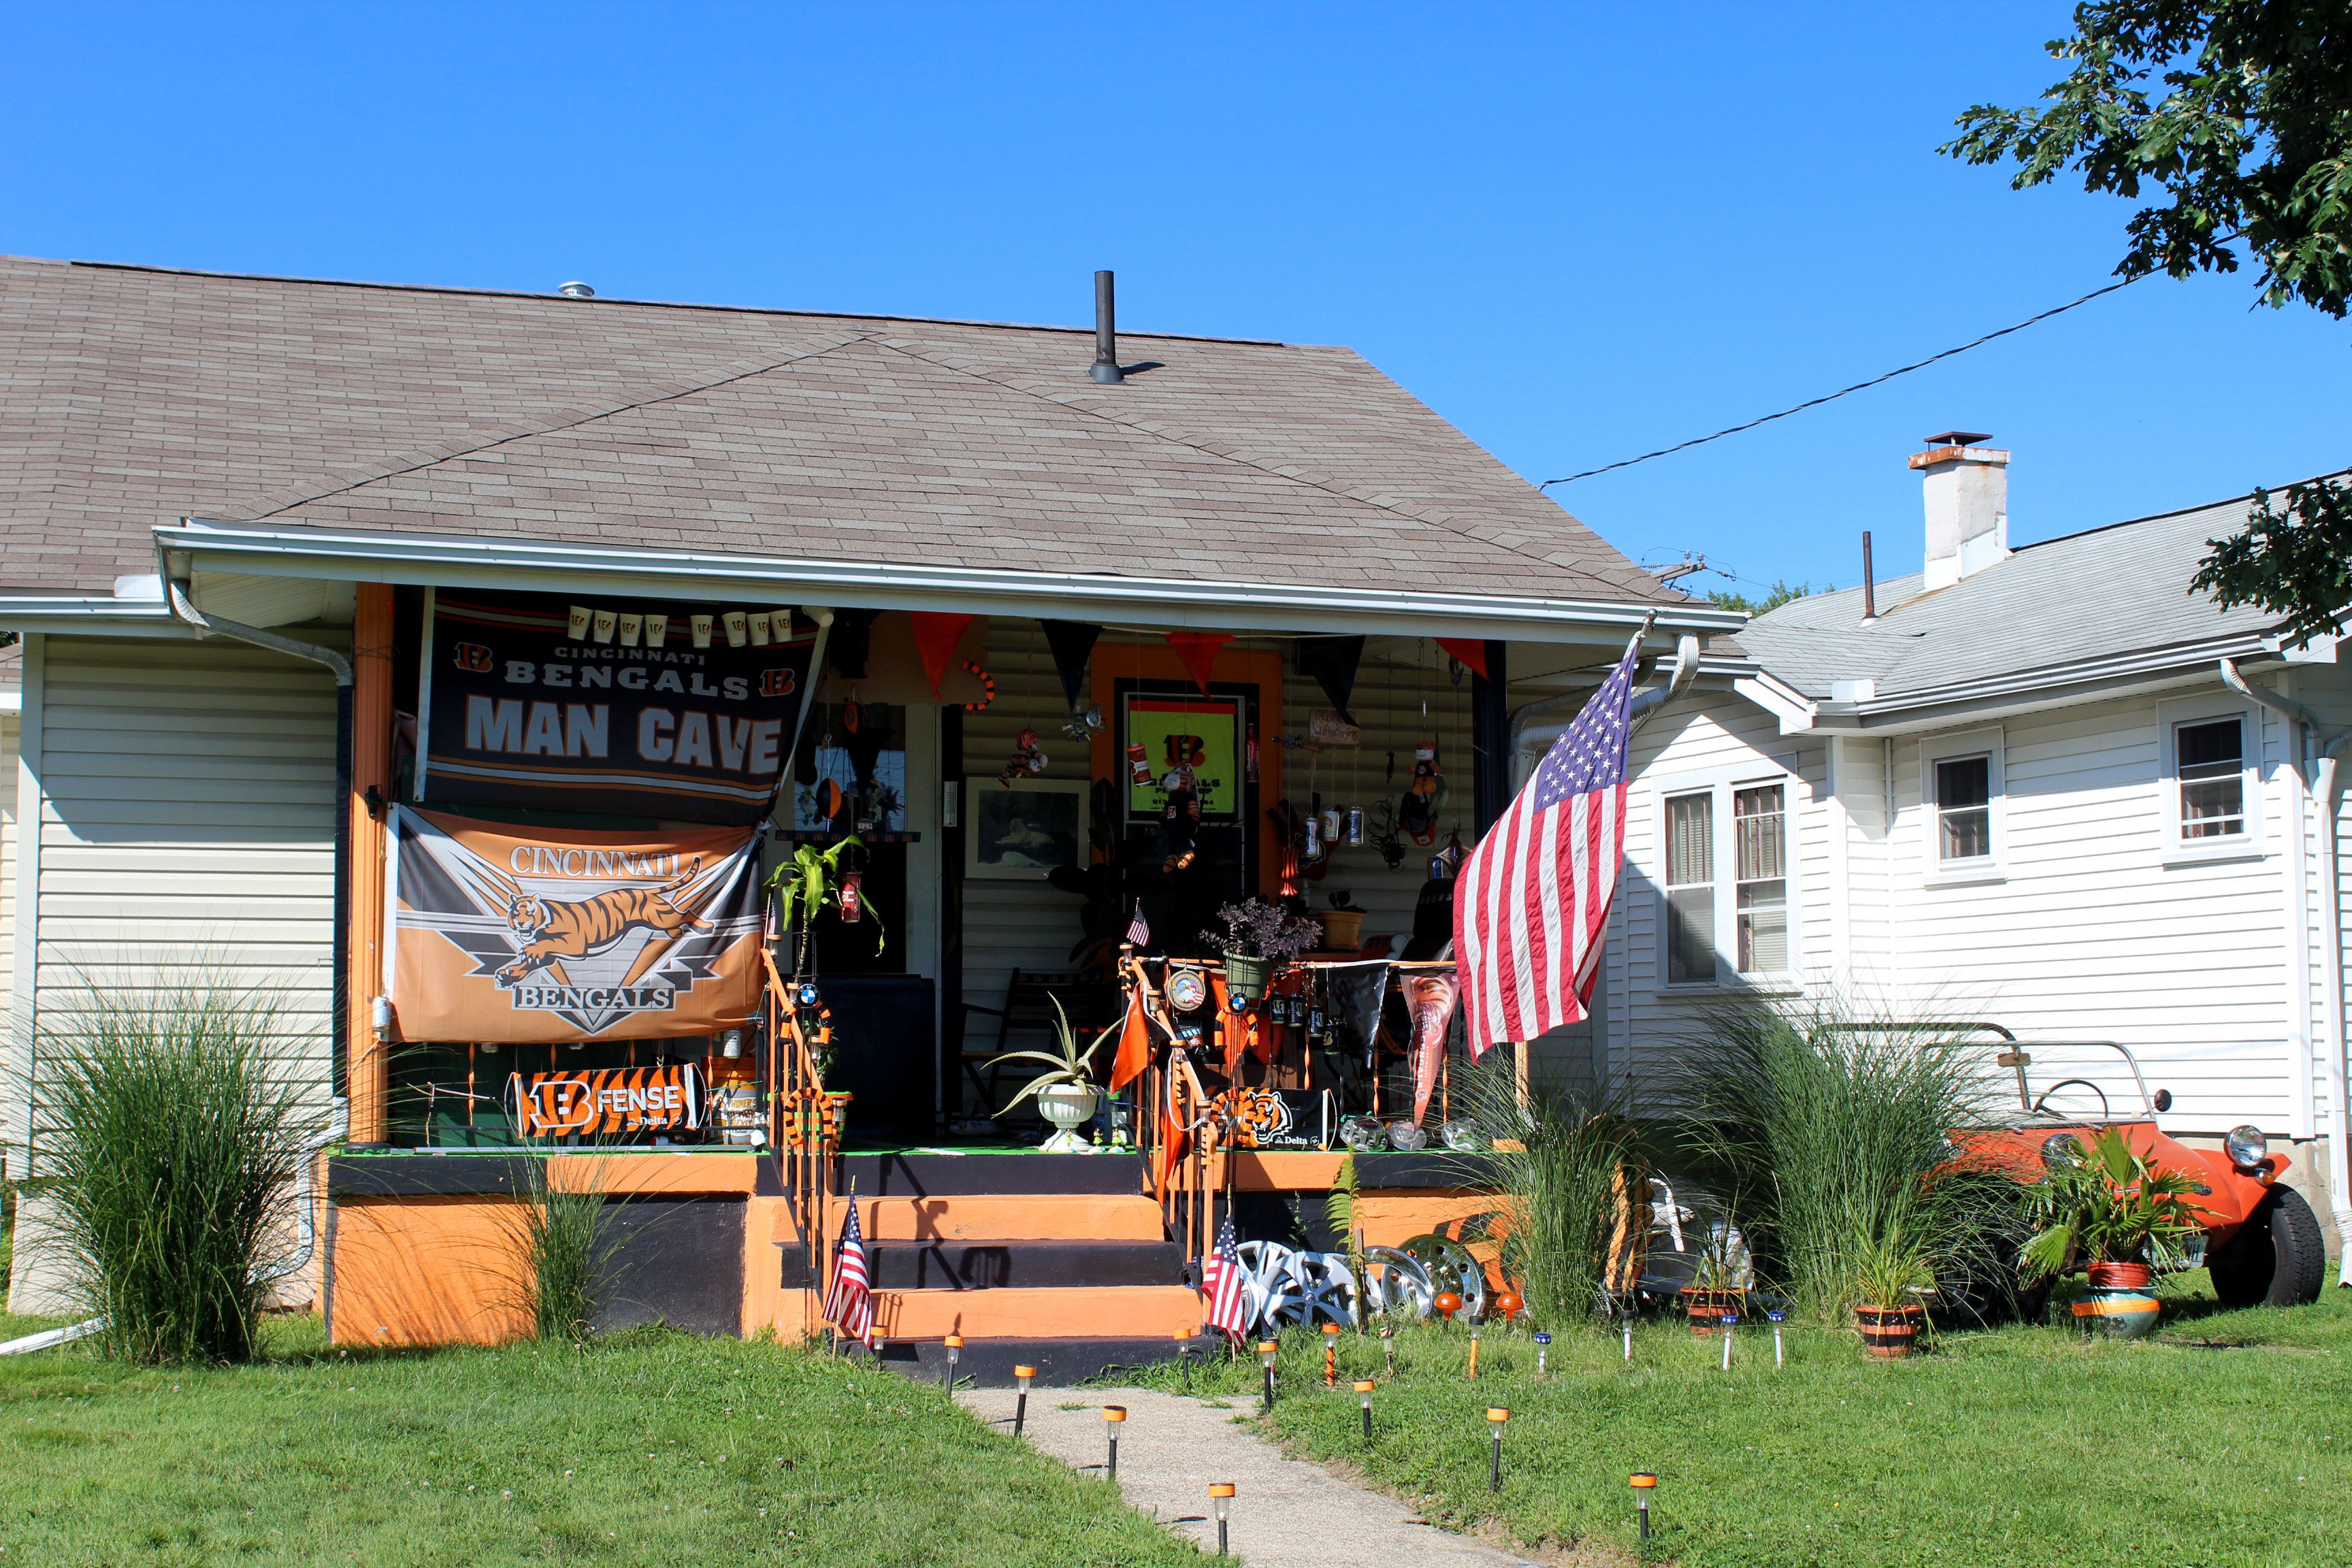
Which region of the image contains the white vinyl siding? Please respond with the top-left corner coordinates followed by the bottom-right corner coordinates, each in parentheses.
top-left (27, 636), bottom-right (340, 1145)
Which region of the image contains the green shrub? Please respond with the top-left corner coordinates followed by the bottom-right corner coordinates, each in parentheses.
top-left (512, 1151), bottom-right (623, 1344)
top-left (38, 981), bottom-right (318, 1363)
top-left (1672, 1002), bottom-right (2021, 1321)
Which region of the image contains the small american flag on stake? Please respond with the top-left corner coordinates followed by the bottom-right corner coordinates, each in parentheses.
top-left (1454, 630), bottom-right (1642, 1057)
top-left (824, 1199), bottom-right (874, 1341)
top-left (1125, 900), bottom-right (1151, 947)
top-left (1200, 1215), bottom-right (1249, 1339)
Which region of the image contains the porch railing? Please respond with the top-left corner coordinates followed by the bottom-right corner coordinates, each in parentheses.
top-left (1141, 1041), bottom-right (1224, 1275)
top-left (762, 946), bottom-right (837, 1337)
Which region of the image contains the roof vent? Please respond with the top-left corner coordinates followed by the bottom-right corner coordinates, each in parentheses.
top-left (1090, 270), bottom-right (1123, 385)
top-left (557, 281), bottom-right (596, 299)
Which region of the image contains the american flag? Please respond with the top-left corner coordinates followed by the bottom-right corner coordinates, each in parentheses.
top-left (1198, 1215), bottom-right (1249, 1339)
top-left (1126, 900), bottom-right (1151, 947)
top-left (824, 1200), bottom-right (874, 1340)
top-left (1454, 635), bottom-right (1639, 1057)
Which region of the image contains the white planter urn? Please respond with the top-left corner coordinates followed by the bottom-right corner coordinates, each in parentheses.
top-left (1035, 1082), bottom-right (1101, 1154)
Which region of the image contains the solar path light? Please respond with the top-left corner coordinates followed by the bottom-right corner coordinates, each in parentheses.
top-left (1533, 1330), bottom-right (1551, 1376)
top-left (1322, 1321), bottom-right (1341, 1387)
top-left (943, 1333), bottom-right (962, 1388)
top-left (1623, 1311), bottom-right (1635, 1362)
top-left (1102, 1405), bottom-right (1126, 1480)
top-left (1176, 1329), bottom-right (1194, 1392)
top-left (1354, 1379), bottom-right (1376, 1443)
top-left (1486, 1407), bottom-right (1509, 1493)
top-left (1720, 1315), bottom-right (1737, 1369)
top-left (1381, 1321), bottom-right (1396, 1376)
top-left (1769, 1309), bottom-right (1785, 1368)
top-left (1258, 1340), bottom-right (1280, 1410)
top-left (1631, 1471), bottom-right (1656, 1543)
top-left (1013, 1365), bottom-right (1036, 1437)
top-left (1209, 1482), bottom-right (1235, 1556)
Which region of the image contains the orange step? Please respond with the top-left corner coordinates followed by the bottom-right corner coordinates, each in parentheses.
top-left (819, 1194), bottom-right (1166, 1243)
top-left (871, 1285), bottom-right (1201, 1340)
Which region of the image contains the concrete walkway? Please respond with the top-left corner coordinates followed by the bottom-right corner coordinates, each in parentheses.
top-left (958, 1384), bottom-right (1549, 1567)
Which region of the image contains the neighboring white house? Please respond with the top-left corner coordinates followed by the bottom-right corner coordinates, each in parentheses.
top-left (1555, 435), bottom-right (2352, 1280)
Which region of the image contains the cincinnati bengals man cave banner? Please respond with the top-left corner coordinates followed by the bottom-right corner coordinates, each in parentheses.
top-left (388, 808), bottom-right (765, 1043)
top-left (416, 589), bottom-right (816, 824)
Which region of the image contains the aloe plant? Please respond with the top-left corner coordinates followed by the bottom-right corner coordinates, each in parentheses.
top-left (984, 998), bottom-right (1115, 1117)
top-left (2019, 1126), bottom-right (2205, 1281)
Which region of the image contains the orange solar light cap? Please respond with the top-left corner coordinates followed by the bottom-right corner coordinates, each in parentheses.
top-left (944, 1335), bottom-right (963, 1348)
top-left (1014, 1365), bottom-right (1036, 1379)
top-left (1353, 1379), bottom-right (1377, 1393)
top-left (1209, 1483), bottom-right (1237, 1499)
top-left (1631, 1472), bottom-right (1658, 1488)
top-left (1486, 1407), bottom-right (1510, 1423)
top-left (1102, 1405), bottom-right (1128, 1422)
top-left (1321, 1322), bottom-right (1341, 1334)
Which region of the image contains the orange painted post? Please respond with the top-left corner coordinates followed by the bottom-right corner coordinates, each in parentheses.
top-left (346, 583), bottom-right (395, 1143)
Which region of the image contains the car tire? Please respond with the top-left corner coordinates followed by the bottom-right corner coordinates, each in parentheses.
top-left (2207, 1185), bottom-right (2326, 1308)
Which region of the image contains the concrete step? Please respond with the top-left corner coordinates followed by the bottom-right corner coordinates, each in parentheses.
top-left (874, 1284), bottom-right (1201, 1340)
top-left (864, 1239), bottom-right (1185, 1292)
top-left (828, 1193), bottom-right (1167, 1243)
top-left (836, 1150), bottom-right (1145, 1197)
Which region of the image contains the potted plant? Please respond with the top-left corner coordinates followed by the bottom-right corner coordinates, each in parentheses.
top-left (2019, 1126), bottom-right (2202, 1339)
top-left (1852, 1227), bottom-right (1933, 1358)
top-left (1316, 891), bottom-right (1368, 954)
top-left (985, 999), bottom-right (1115, 1153)
top-left (1201, 898), bottom-right (1321, 1004)
top-left (1678, 1222), bottom-right (1750, 1336)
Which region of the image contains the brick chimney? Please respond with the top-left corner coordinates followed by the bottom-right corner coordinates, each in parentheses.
top-left (1910, 431), bottom-right (2008, 591)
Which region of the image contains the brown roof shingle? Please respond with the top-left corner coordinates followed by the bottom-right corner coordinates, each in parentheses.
top-left (0, 256), bottom-right (1675, 604)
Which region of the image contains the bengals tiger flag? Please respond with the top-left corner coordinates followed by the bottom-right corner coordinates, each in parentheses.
top-left (386, 808), bottom-right (766, 1043)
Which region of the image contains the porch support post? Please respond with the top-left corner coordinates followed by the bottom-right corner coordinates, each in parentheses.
top-left (346, 584), bottom-right (395, 1144)
top-left (1471, 639), bottom-right (1509, 836)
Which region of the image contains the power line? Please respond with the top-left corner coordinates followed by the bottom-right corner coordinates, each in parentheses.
top-left (1539, 275), bottom-right (2146, 487)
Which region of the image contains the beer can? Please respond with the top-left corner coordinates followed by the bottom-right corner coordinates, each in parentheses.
top-left (1321, 808), bottom-right (1341, 840)
top-left (1303, 814), bottom-right (1322, 857)
top-left (1344, 806), bottom-right (1366, 845)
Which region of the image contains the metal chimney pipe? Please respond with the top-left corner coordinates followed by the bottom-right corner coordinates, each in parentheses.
top-left (1091, 270), bottom-right (1124, 385)
top-left (1860, 530), bottom-right (1877, 623)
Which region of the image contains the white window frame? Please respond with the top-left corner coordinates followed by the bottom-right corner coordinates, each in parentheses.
top-left (1921, 725), bottom-right (2005, 886)
top-left (1649, 766), bottom-right (1803, 992)
top-left (2157, 695), bottom-right (2266, 864)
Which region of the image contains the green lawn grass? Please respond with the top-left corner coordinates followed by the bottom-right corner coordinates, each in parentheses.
top-left (0, 1319), bottom-right (1197, 1567)
top-left (1181, 1274), bottom-right (2352, 1568)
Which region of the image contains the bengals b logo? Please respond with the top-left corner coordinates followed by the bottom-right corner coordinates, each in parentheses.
top-left (758, 668), bottom-right (798, 698)
top-left (1162, 733), bottom-right (1206, 767)
top-left (452, 642), bottom-right (493, 673)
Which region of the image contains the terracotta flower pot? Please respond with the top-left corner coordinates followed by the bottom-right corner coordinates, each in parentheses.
top-left (1315, 909), bottom-right (1366, 952)
top-left (2085, 1260), bottom-right (2153, 1292)
top-left (1680, 1286), bottom-right (1744, 1336)
top-left (1855, 1303), bottom-right (1923, 1358)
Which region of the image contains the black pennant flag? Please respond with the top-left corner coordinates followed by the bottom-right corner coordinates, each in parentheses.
top-left (1296, 636), bottom-right (1367, 725)
top-left (1041, 620), bottom-right (1102, 709)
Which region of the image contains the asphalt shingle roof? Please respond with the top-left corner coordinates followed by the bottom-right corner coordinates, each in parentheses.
top-left (1737, 487), bottom-right (2323, 700)
top-left (0, 256), bottom-right (1680, 604)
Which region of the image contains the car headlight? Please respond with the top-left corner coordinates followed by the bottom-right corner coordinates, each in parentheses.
top-left (2225, 1124), bottom-right (2269, 1171)
top-left (2042, 1132), bottom-right (2084, 1166)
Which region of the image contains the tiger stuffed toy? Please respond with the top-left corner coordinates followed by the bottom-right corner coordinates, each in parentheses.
top-left (495, 860), bottom-right (710, 985)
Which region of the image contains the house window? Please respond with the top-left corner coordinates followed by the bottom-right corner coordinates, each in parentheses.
top-left (2176, 717), bottom-right (2246, 839)
top-left (1734, 784), bottom-right (1787, 973)
top-left (1663, 790), bottom-right (1715, 984)
top-left (1934, 754), bottom-right (1993, 864)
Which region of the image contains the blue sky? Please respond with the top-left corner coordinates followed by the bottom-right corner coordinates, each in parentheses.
top-left (4, 3), bottom-right (2345, 598)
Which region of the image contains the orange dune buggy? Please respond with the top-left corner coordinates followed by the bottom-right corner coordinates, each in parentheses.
top-left (1951, 1026), bottom-right (2324, 1309)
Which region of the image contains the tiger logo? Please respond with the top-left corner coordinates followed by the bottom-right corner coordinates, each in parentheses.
top-left (495, 860), bottom-right (711, 985)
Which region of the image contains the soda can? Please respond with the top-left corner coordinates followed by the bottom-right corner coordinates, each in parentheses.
top-left (1303, 815), bottom-right (1322, 857)
top-left (1344, 807), bottom-right (1366, 845)
top-left (1321, 808), bottom-right (1341, 840)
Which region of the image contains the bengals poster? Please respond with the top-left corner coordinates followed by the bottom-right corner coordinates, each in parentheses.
top-left (387, 808), bottom-right (765, 1043)
top-left (416, 589), bottom-right (816, 825)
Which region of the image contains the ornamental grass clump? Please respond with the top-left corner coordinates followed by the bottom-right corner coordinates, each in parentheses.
top-left (39, 979), bottom-right (318, 1364)
top-left (1455, 1053), bottom-right (1646, 1327)
top-left (512, 1150), bottom-right (624, 1345)
top-left (1671, 1002), bottom-right (2022, 1322)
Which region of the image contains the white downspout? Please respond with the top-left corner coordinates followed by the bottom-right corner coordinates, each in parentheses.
top-left (2224, 657), bottom-right (2352, 1283)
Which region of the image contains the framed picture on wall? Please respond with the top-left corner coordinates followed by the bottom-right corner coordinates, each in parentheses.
top-left (964, 776), bottom-right (1089, 879)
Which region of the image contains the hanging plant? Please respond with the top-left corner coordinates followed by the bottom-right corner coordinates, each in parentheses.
top-left (764, 838), bottom-right (885, 956)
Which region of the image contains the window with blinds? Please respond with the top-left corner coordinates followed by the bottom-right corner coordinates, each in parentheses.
top-left (1934, 754), bottom-right (1993, 864)
top-left (1664, 790), bottom-right (1715, 983)
top-left (2176, 717), bottom-right (2245, 839)
top-left (1733, 783), bottom-right (1787, 974)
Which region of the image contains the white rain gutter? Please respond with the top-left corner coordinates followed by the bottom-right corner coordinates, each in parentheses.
top-left (151, 519), bottom-right (1745, 644)
top-left (2223, 657), bottom-right (2352, 1284)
